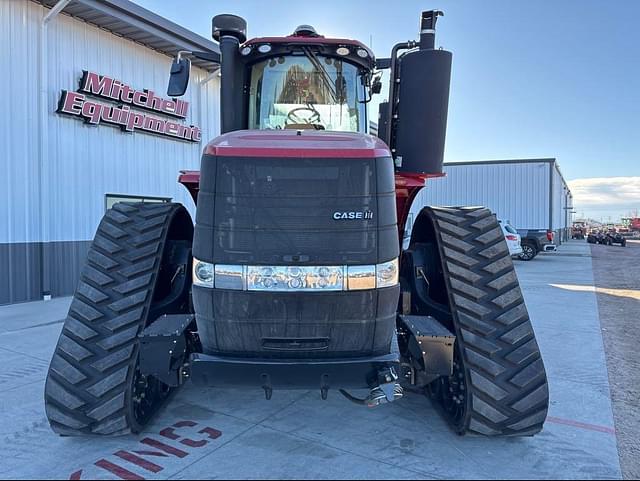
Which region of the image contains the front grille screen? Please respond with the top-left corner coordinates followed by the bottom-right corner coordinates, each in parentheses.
top-left (205, 157), bottom-right (378, 264)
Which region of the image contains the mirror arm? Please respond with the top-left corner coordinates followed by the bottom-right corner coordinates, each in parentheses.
top-left (176, 50), bottom-right (191, 62)
top-left (177, 50), bottom-right (221, 65)
top-left (375, 58), bottom-right (392, 70)
top-left (192, 50), bottom-right (221, 64)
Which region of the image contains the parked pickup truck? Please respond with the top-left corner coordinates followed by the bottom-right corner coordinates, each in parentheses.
top-left (516, 229), bottom-right (556, 261)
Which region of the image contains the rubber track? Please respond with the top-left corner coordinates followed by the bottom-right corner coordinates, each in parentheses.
top-left (44, 202), bottom-right (184, 436)
top-left (427, 206), bottom-right (549, 436)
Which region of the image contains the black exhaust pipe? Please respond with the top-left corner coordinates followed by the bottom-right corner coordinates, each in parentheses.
top-left (419, 10), bottom-right (443, 50)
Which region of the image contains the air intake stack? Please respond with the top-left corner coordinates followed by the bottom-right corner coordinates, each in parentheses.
top-left (212, 14), bottom-right (248, 133)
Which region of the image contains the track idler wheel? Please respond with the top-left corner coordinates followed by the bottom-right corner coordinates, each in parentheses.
top-left (429, 349), bottom-right (467, 430)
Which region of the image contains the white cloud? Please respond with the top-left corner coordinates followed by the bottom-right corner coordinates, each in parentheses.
top-left (568, 177), bottom-right (640, 220)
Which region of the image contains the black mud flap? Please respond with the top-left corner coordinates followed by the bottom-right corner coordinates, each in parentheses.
top-left (139, 314), bottom-right (194, 387)
top-left (399, 314), bottom-right (455, 376)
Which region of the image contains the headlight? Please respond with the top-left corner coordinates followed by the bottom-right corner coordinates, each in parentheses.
top-left (192, 258), bottom-right (214, 288)
top-left (246, 266), bottom-right (344, 292)
top-left (192, 260), bottom-right (398, 291)
top-left (214, 264), bottom-right (244, 290)
top-left (347, 265), bottom-right (376, 291)
top-left (376, 259), bottom-right (399, 288)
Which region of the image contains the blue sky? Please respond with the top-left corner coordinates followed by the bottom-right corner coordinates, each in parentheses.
top-left (133, 0), bottom-right (640, 222)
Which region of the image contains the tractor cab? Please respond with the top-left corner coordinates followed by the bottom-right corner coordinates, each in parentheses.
top-left (169, 16), bottom-right (377, 136)
top-left (243, 30), bottom-right (374, 133)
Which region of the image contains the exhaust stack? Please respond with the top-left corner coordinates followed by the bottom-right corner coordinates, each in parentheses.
top-left (419, 10), bottom-right (443, 50)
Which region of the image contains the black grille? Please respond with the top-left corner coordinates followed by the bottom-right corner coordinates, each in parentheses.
top-left (194, 154), bottom-right (398, 265)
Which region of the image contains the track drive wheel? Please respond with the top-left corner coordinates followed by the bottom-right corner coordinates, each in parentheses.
top-left (44, 203), bottom-right (193, 436)
top-left (409, 206), bottom-right (549, 436)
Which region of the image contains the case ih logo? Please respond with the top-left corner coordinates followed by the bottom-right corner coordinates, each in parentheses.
top-left (57, 71), bottom-right (201, 142)
top-left (333, 211), bottom-right (374, 220)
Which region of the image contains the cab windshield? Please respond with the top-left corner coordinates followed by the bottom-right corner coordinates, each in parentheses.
top-left (248, 52), bottom-right (367, 132)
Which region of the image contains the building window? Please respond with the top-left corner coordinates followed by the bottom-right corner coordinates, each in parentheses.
top-left (105, 194), bottom-right (171, 212)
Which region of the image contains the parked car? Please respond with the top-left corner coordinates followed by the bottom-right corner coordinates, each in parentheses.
top-left (605, 230), bottom-right (627, 247)
top-left (499, 220), bottom-right (523, 257)
top-left (516, 229), bottom-right (555, 261)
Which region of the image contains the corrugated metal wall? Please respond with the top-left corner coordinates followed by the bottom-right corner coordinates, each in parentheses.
top-left (1, 1), bottom-right (42, 248)
top-left (409, 161), bottom-right (553, 232)
top-left (551, 162), bottom-right (573, 240)
top-left (0, 0), bottom-right (220, 304)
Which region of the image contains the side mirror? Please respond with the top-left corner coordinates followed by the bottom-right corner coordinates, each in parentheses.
top-left (167, 56), bottom-right (191, 97)
top-left (371, 75), bottom-right (383, 94)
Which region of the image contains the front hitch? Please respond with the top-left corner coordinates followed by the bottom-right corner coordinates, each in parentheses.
top-left (339, 367), bottom-right (404, 407)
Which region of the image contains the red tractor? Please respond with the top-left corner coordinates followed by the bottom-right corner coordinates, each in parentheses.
top-left (571, 222), bottom-right (586, 240)
top-left (44, 11), bottom-right (549, 437)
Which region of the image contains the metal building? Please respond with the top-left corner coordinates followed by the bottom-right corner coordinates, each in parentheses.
top-left (1, 0), bottom-right (221, 305)
top-left (407, 158), bottom-right (573, 241)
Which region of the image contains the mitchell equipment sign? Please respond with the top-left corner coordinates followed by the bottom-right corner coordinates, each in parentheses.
top-left (57, 71), bottom-right (201, 142)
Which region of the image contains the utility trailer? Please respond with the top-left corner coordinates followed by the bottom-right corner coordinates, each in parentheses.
top-left (44, 10), bottom-right (549, 437)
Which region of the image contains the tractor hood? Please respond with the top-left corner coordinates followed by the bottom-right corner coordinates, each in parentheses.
top-left (190, 129), bottom-right (399, 358)
top-left (192, 130), bottom-right (397, 266)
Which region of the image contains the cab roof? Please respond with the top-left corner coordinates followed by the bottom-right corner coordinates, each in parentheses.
top-left (245, 36), bottom-right (375, 60)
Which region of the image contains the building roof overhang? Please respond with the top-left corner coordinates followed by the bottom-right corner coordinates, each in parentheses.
top-left (33, 0), bottom-right (220, 71)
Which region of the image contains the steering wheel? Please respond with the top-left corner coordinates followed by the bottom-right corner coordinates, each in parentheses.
top-left (286, 106), bottom-right (321, 126)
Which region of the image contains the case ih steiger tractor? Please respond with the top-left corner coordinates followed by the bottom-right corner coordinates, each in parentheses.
top-left (44, 10), bottom-right (549, 437)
